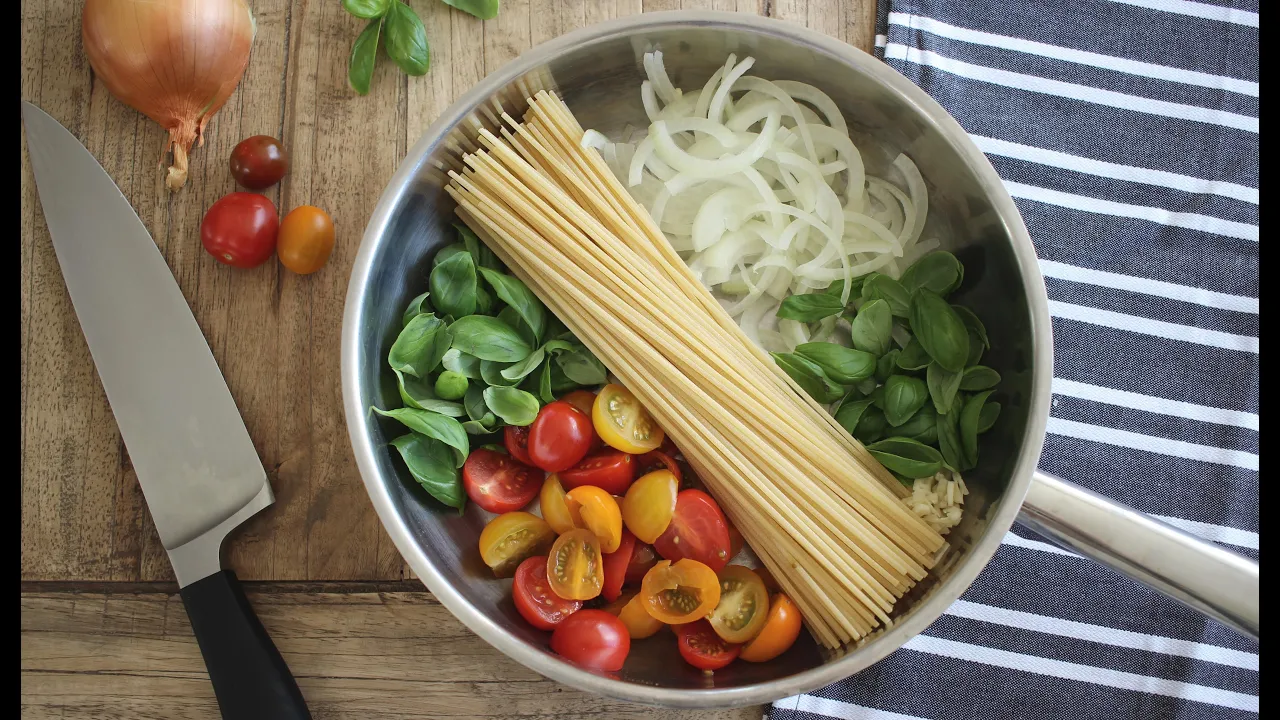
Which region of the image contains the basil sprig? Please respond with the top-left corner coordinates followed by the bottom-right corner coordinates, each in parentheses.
top-left (345, 1), bottom-right (501, 96)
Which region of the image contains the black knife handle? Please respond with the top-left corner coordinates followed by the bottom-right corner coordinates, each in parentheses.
top-left (179, 570), bottom-right (312, 720)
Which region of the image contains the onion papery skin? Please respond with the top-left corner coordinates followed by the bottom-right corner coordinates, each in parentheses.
top-left (82, 0), bottom-right (256, 191)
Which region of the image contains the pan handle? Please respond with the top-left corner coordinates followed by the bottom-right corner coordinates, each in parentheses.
top-left (1017, 470), bottom-right (1258, 638)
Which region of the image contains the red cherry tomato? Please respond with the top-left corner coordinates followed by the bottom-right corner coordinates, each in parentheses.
top-left (624, 542), bottom-right (659, 584)
top-left (504, 425), bottom-right (534, 466)
top-left (512, 556), bottom-right (581, 631)
top-left (653, 489), bottom-right (731, 572)
top-left (200, 192), bottom-right (279, 269)
top-left (658, 435), bottom-right (680, 458)
top-left (675, 620), bottom-right (740, 671)
top-left (634, 451), bottom-right (682, 483)
top-left (559, 451), bottom-right (635, 495)
top-left (550, 609), bottom-right (630, 672)
top-left (462, 449), bottom-right (542, 514)
top-left (527, 401), bottom-right (594, 473)
top-left (601, 529), bottom-right (637, 603)
top-left (229, 135), bottom-right (289, 190)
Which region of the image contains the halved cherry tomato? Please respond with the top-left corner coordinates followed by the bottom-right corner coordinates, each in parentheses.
top-left (200, 192), bottom-right (279, 268)
top-left (634, 450), bottom-right (681, 483)
top-left (654, 489), bottom-right (731, 572)
top-left (565, 485), bottom-right (623, 553)
top-left (593, 384), bottom-right (664, 454)
top-left (604, 591), bottom-right (665, 639)
top-left (513, 555), bottom-right (581, 631)
top-left (559, 451), bottom-right (634, 495)
top-left (739, 593), bottom-right (803, 663)
top-left (547, 528), bottom-right (604, 601)
top-left (478, 512), bottom-right (555, 577)
top-left (539, 474), bottom-right (576, 535)
top-left (675, 620), bottom-right (741, 671)
top-left (462, 449), bottom-right (542, 514)
top-left (621, 469), bottom-right (679, 544)
top-left (601, 529), bottom-right (637, 602)
top-left (277, 205), bottom-right (335, 275)
top-left (707, 565), bottom-right (770, 644)
top-left (726, 521), bottom-right (745, 561)
top-left (550, 609), bottom-right (630, 672)
top-left (658, 435), bottom-right (680, 458)
top-left (527, 401), bottom-right (594, 473)
top-left (640, 559), bottom-right (721, 625)
top-left (504, 425), bottom-right (534, 466)
top-left (625, 542), bottom-right (659, 584)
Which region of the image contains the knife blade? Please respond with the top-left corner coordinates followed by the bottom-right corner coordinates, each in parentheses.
top-left (23, 101), bottom-right (310, 720)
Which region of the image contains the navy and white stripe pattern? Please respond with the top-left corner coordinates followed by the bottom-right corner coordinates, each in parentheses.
top-left (770, 1), bottom-right (1258, 718)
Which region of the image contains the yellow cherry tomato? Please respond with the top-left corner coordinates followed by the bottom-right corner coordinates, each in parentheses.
top-left (593, 384), bottom-right (664, 454)
top-left (707, 565), bottom-right (770, 644)
top-left (640, 558), bottom-right (721, 625)
top-left (478, 511), bottom-right (555, 578)
top-left (621, 469), bottom-right (678, 544)
top-left (539, 474), bottom-right (577, 535)
top-left (547, 528), bottom-right (604, 601)
top-left (739, 593), bottom-right (803, 663)
top-left (566, 485), bottom-right (623, 553)
top-left (604, 591), bottom-right (666, 639)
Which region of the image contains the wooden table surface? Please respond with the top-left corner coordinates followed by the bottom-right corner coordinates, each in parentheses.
top-left (20, 1), bottom-right (873, 717)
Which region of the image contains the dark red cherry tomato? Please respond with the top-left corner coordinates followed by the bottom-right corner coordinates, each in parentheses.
top-left (229, 135), bottom-right (289, 190)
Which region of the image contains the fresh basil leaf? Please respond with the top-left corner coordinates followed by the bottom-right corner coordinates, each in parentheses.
top-left (484, 386), bottom-right (540, 426)
top-left (462, 419), bottom-right (495, 435)
top-left (824, 275), bottom-right (868, 298)
top-left (834, 398), bottom-right (873, 437)
top-left (430, 250), bottom-right (478, 320)
top-left (433, 243), bottom-right (467, 268)
top-left (960, 390), bottom-right (993, 470)
top-left (777, 293), bottom-right (844, 323)
top-left (549, 360), bottom-right (580, 394)
top-left (926, 361), bottom-right (963, 415)
top-left (882, 375), bottom-right (928, 427)
top-left (442, 0), bottom-right (500, 20)
top-left (441, 348), bottom-right (482, 380)
top-left (480, 268), bottom-right (546, 344)
top-left (497, 306), bottom-right (538, 349)
top-left (541, 339), bottom-right (575, 355)
top-left (347, 18), bottom-right (381, 95)
top-left (771, 352), bottom-right (844, 404)
top-left (480, 359), bottom-right (519, 387)
top-left (390, 433), bottom-right (464, 511)
top-left (401, 292), bottom-right (431, 327)
top-left (978, 401), bottom-right (1001, 434)
top-left (852, 405), bottom-right (887, 444)
top-left (909, 289), bottom-right (969, 372)
top-left (849, 299), bottom-right (893, 356)
top-left (450, 315), bottom-right (532, 362)
top-left (896, 337), bottom-right (931, 371)
top-left (901, 251), bottom-right (963, 297)
top-left (475, 284), bottom-right (495, 315)
top-left (545, 314), bottom-right (570, 342)
top-left (389, 313), bottom-right (451, 378)
top-left (867, 384), bottom-right (885, 409)
top-left (953, 305), bottom-right (989, 367)
top-left (501, 346), bottom-right (546, 382)
top-left (344, 0), bottom-right (392, 18)
top-left (464, 385), bottom-right (489, 423)
top-left (480, 443), bottom-right (507, 454)
top-left (866, 437), bottom-right (944, 479)
top-left (896, 403), bottom-right (937, 442)
top-left (455, 223), bottom-right (501, 271)
top-left (936, 408), bottom-right (965, 471)
top-left (384, 1), bottom-right (430, 76)
top-left (793, 343), bottom-right (876, 384)
top-left (393, 369), bottom-right (466, 417)
top-left (373, 407), bottom-right (470, 467)
top-left (538, 359), bottom-right (555, 403)
top-left (856, 377), bottom-right (879, 396)
top-left (557, 346), bottom-right (608, 385)
top-left (875, 350), bottom-right (901, 383)
top-left (861, 273), bottom-right (911, 318)
top-left (960, 365), bottom-right (1001, 391)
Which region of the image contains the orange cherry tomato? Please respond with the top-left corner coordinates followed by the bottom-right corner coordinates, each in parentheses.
top-left (621, 469), bottom-right (678, 544)
top-left (640, 559), bottom-right (721, 625)
top-left (560, 390), bottom-right (597, 417)
top-left (547, 528), bottom-right (604, 601)
top-left (604, 591), bottom-right (665, 640)
top-left (277, 205), bottom-right (335, 275)
top-left (478, 512), bottom-right (555, 577)
top-left (565, 485), bottom-right (623, 553)
top-left (539, 474), bottom-right (577, 535)
top-left (707, 565), bottom-right (770, 644)
top-left (738, 593), bottom-right (803, 663)
top-left (593, 384), bottom-right (664, 454)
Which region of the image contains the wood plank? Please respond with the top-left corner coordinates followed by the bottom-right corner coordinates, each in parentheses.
top-left (21, 591), bottom-right (765, 720)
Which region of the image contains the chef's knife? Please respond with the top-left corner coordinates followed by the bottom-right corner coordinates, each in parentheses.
top-left (22, 102), bottom-right (311, 720)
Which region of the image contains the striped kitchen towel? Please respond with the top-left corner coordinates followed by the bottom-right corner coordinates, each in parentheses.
top-left (770, 1), bottom-right (1259, 719)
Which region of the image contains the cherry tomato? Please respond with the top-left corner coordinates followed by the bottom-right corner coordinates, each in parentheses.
top-left (229, 135), bottom-right (289, 190)
top-left (640, 559), bottom-right (721, 625)
top-left (527, 401), bottom-right (594, 473)
top-left (539, 474), bottom-right (576, 535)
top-left (565, 485), bottom-right (623, 553)
top-left (547, 528), bottom-right (604, 601)
top-left (654, 489), bottom-right (731, 572)
top-left (603, 591), bottom-right (665, 640)
top-left (593, 384), bottom-right (664, 454)
top-left (726, 521), bottom-right (745, 561)
top-left (601, 529), bottom-right (637, 602)
top-left (634, 450), bottom-right (681, 483)
top-left (462, 449), bottom-right (542, 514)
top-left (754, 565), bottom-right (781, 593)
top-left (707, 565), bottom-right (770, 644)
top-left (277, 205), bottom-right (334, 275)
top-left (478, 512), bottom-right (555, 577)
top-left (200, 192), bottom-right (279, 269)
top-left (559, 451), bottom-right (634, 495)
top-left (675, 620), bottom-right (741, 671)
top-left (624, 542), bottom-right (659, 584)
top-left (658, 435), bottom-right (680, 458)
top-left (621, 469), bottom-right (678, 544)
top-left (739, 593), bottom-right (803, 663)
top-left (504, 425), bottom-right (534, 466)
top-left (560, 390), bottom-right (597, 417)
top-left (513, 556), bottom-right (581, 631)
top-left (550, 609), bottom-right (630, 672)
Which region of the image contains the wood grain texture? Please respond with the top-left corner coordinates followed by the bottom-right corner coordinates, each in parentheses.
top-left (21, 591), bottom-right (765, 720)
top-left (20, 0), bottom-right (876, 583)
